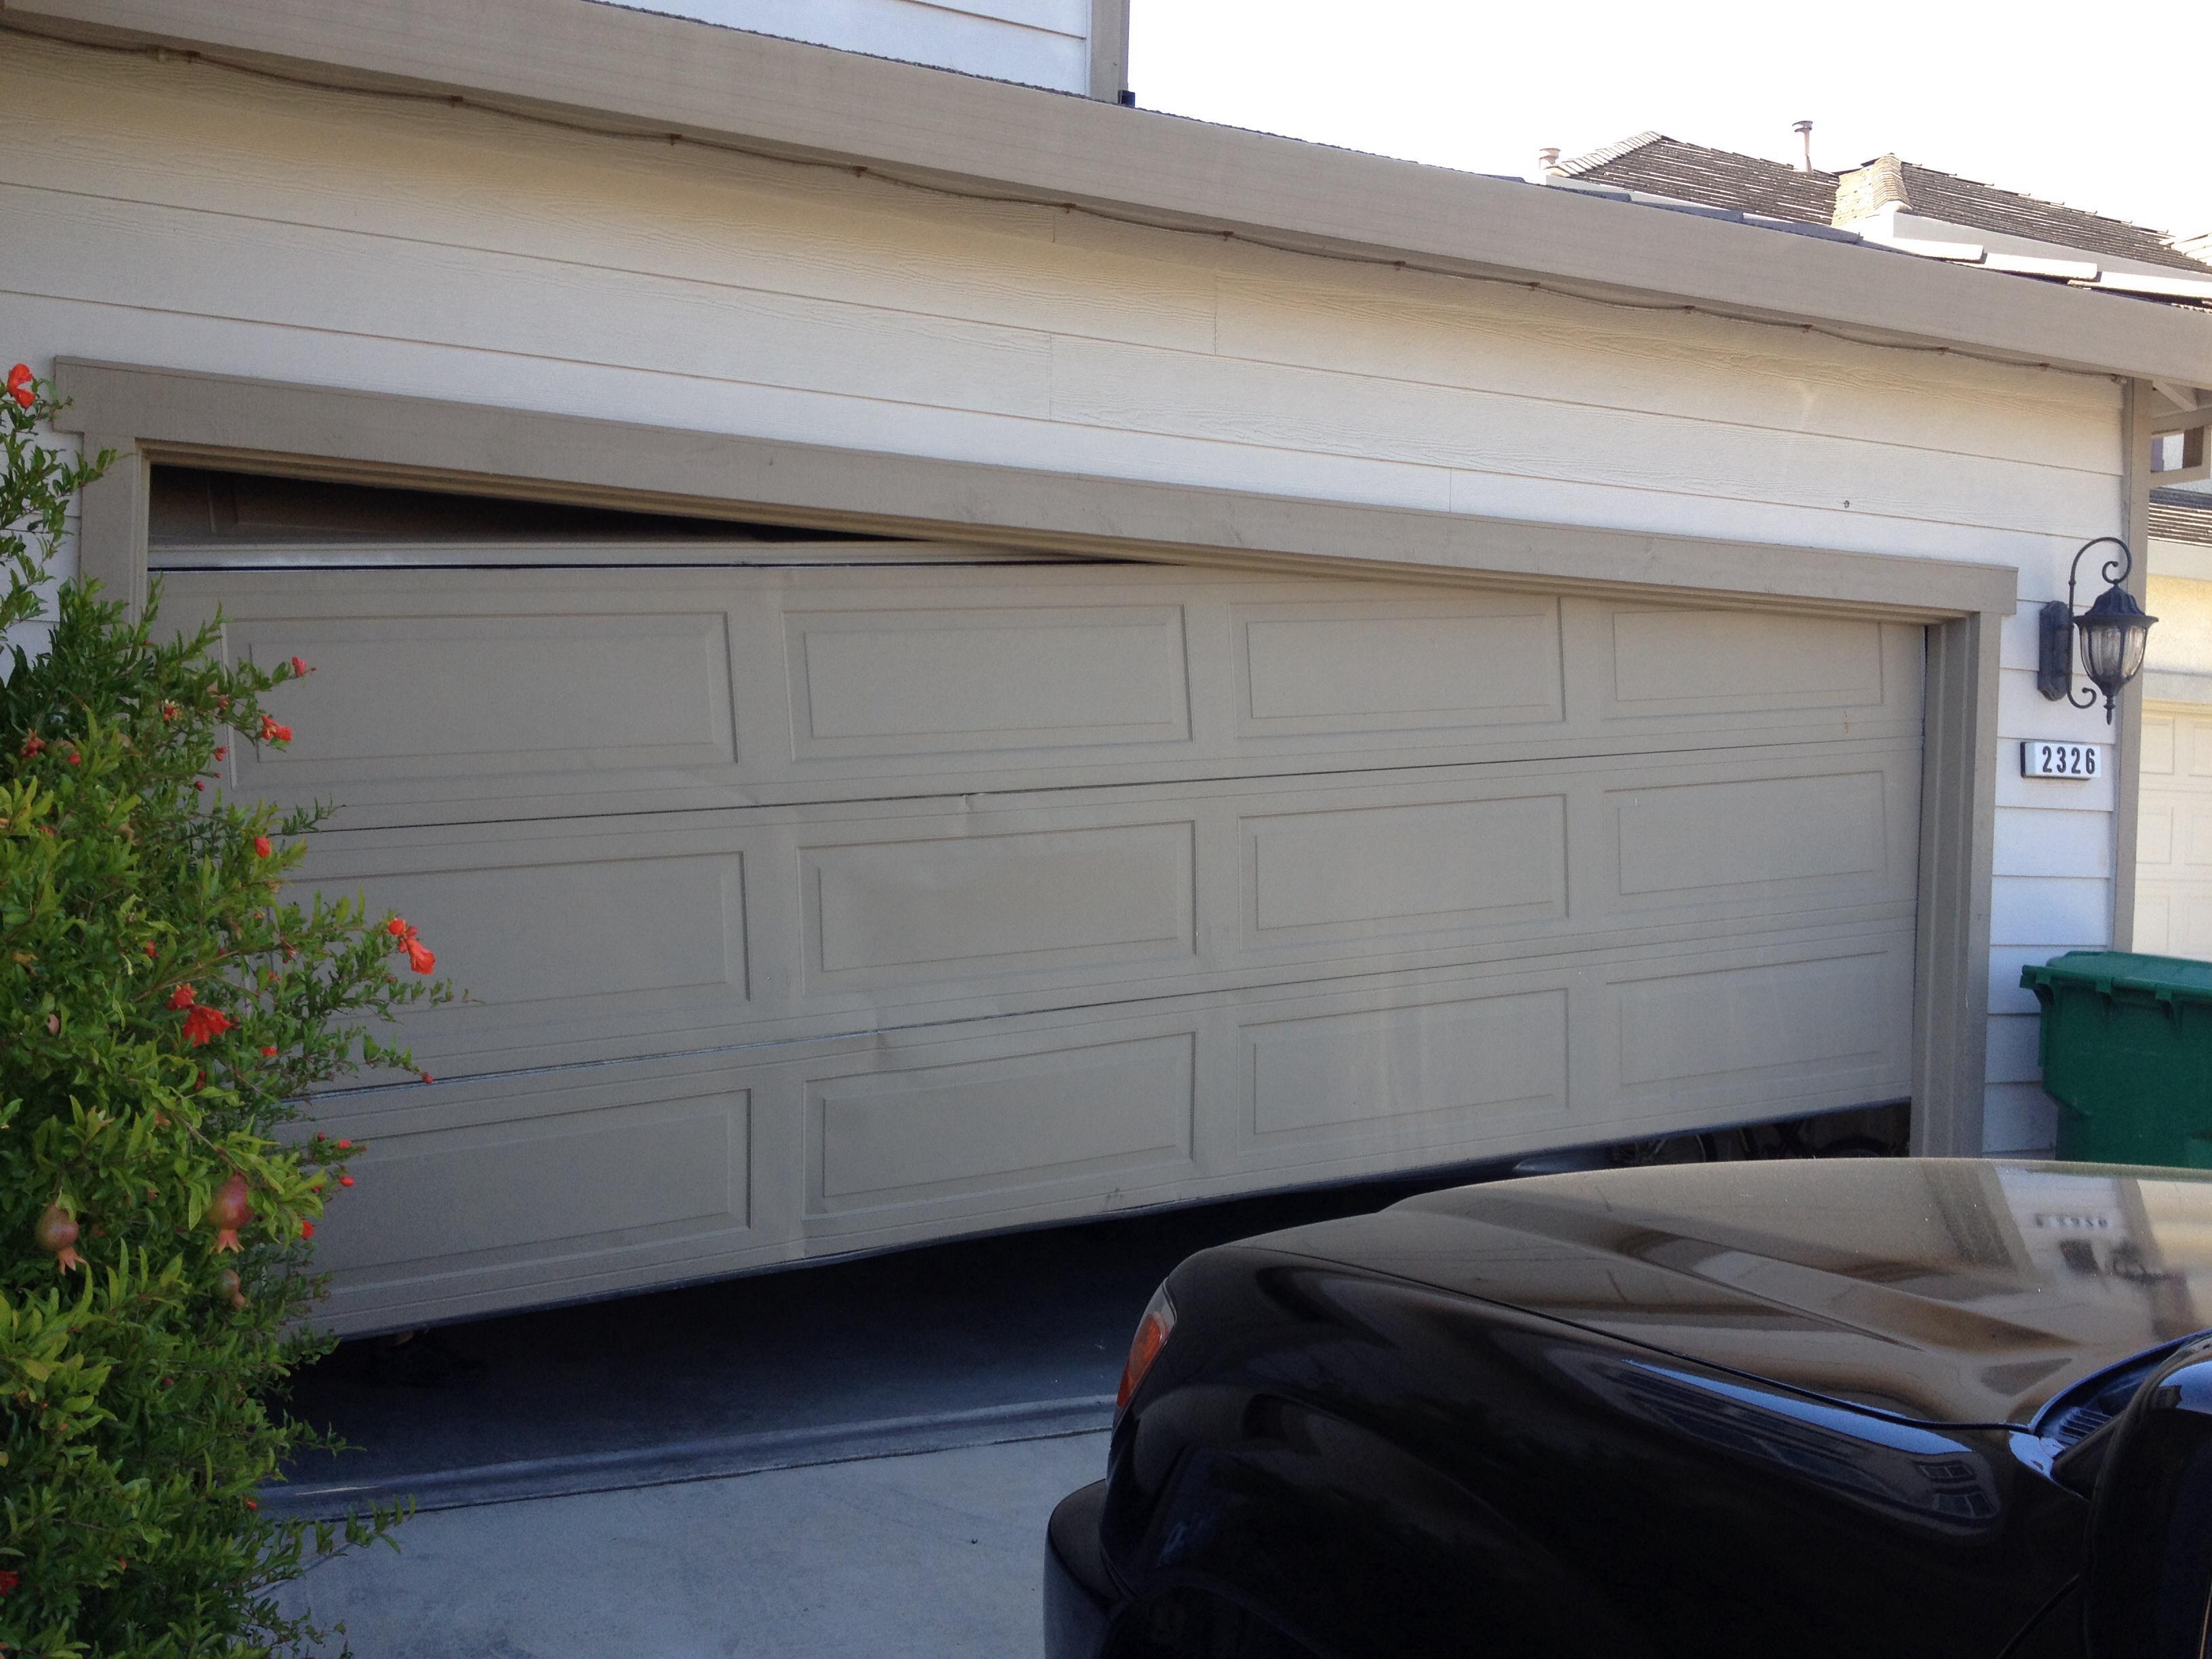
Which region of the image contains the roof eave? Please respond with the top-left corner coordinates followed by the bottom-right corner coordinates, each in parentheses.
top-left (9, 0), bottom-right (2212, 386)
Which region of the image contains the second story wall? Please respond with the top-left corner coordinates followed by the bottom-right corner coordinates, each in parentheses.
top-left (606, 0), bottom-right (1124, 98)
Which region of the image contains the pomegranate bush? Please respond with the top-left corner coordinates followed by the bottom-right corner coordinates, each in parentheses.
top-left (1, 366), bottom-right (445, 1654)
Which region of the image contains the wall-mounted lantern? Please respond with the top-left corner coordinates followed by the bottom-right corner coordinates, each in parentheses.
top-left (2039, 537), bottom-right (2157, 724)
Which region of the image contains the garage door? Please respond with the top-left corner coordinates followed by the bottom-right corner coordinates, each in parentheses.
top-left (163, 542), bottom-right (1923, 1331)
top-left (2137, 701), bottom-right (2212, 956)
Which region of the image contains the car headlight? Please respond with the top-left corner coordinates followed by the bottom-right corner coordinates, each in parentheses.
top-left (1115, 1282), bottom-right (1177, 1418)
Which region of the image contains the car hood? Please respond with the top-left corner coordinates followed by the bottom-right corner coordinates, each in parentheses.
top-left (1248, 1158), bottom-right (2212, 1427)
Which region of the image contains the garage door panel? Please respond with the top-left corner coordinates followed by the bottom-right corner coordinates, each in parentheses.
top-left (1240, 987), bottom-right (1570, 1150)
top-left (1231, 596), bottom-right (1564, 735)
top-left (386, 851), bottom-right (750, 1010)
top-left (311, 741), bottom-right (1917, 1083)
top-left (165, 567), bottom-right (1917, 828)
top-left (805, 1033), bottom-right (1197, 1218)
top-left (1242, 794), bottom-right (1568, 941)
top-left (1611, 949), bottom-right (1900, 1091)
top-left (1597, 607), bottom-right (1891, 716)
top-left (785, 601), bottom-right (1192, 756)
top-left (802, 821), bottom-right (1196, 984)
top-left (2136, 703), bottom-right (2212, 959)
top-left (210, 603), bottom-right (743, 797)
top-left (1608, 769), bottom-right (1892, 901)
top-left (2143, 713), bottom-right (2177, 776)
top-left (313, 1080), bottom-right (751, 1284)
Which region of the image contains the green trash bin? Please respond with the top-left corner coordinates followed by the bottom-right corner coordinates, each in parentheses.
top-left (2021, 951), bottom-right (2212, 1168)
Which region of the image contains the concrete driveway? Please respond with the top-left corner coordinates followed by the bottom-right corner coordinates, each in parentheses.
top-left (267, 1168), bottom-right (1507, 1658)
top-left (279, 1429), bottom-right (1107, 1659)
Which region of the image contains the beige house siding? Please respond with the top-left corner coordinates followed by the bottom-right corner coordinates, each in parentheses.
top-left (0, 35), bottom-right (2131, 1159)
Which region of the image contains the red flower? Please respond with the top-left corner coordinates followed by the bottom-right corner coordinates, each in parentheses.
top-left (66, 750), bottom-right (81, 766)
top-left (386, 916), bottom-right (409, 938)
top-left (337, 1139), bottom-right (352, 1151)
top-left (0, 1565), bottom-right (18, 1593)
top-left (6, 363), bottom-right (32, 409)
top-left (289, 655), bottom-right (310, 675)
top-left (160, 701), bottom-right (178, 722)
top-left (193, 779), bottom-right (205, 792)
top-left (260, 1044), bottom-right (278, 1057)
top-left (214, 745), bottom-right (228, 761)
top-left (253, 835), bottom-right (272, 859)
top-left (142, 940), bottom-right (157, 958)
top-left (419, 1071), bottom-right (434, 1084)
top-left (20, 735), bottom-right (42, 757)
top-left (244, 1498), bottom-right (258, 1511)
top-left (167, 984), bottom-right (196, 1009)
top-left (258, 715), bottom-right (292, 745)
top-left (405, 938), bottom-right (436, 975)
top-left (339, 1174), bottom-right (354, 1187)
top-left (182, 1004), bottom-right (232, 1046)
top-left (300, 1221), bottom-right (314, 1240)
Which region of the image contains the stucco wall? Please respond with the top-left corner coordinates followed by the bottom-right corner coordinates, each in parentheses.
top-left (0, 35), bottom-right (2134, 1151)
top-left (2148, 571), bottom-right (2212, 680)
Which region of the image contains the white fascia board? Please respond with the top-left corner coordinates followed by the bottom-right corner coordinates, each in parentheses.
top-left (1986, 252), bottom-right (2103, 281)
top-left (9, 0), bottom-right (2212, 383)
top-left (1861, 232), bottom-right (1990, 262)
top-left (2097, 270), bottom-right (2212, 301)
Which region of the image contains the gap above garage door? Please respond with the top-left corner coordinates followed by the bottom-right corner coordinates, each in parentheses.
top-left (161, 538), bottom-right (1923, 1332)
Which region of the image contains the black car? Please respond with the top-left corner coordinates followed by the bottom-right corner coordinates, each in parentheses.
top-left (1045, 1158), bottom-right (2212, 1658)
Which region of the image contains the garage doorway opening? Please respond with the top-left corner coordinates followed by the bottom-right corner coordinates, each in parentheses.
top-left (152, 465), bottom-right (882, 550)
top-left (148, 461), bottom-right (1928, 1334)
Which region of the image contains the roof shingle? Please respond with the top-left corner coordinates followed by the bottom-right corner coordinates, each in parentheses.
top-left (2151, 488), bottom-right (2212, 548)
top-left (1559, 134), bottom-right (2212, 275)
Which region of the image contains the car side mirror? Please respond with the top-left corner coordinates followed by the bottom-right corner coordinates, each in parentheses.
top-left (2085, 1338), bottom-right (2212, 1658)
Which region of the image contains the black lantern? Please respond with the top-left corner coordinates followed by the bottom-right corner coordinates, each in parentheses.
top-left (2038, 537), bottom-right (2157, 724)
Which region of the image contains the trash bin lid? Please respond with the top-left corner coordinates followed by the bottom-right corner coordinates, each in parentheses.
top-left (2020, 950), bottom-right (2212, 1001)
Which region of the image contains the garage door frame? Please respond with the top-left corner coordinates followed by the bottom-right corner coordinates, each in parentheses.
top-left (54, 356), bottom-right (2015, 1156)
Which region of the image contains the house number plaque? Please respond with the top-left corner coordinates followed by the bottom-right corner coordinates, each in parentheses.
top-left (2020, 741), bottom-right (2104, 779)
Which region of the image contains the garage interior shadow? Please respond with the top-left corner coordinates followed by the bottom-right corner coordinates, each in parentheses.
top-left (270, 1105), bottom-right (1904, 1518)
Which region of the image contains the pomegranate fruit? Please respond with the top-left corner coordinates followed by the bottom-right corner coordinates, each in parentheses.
top-left (206, 1174), bottom-right (251, 1252)
top-left (35, 1203), bottom-right (83, 1273)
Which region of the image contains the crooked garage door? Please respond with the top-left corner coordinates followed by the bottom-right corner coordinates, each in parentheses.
top-left (164, 544), bottom-right (1923, 1331)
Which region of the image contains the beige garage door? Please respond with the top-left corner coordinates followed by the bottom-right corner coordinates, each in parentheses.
top-left (164, 543), bottom-right (1923, 1332)
top-left (2137, 701), bottom-right (2212, 956)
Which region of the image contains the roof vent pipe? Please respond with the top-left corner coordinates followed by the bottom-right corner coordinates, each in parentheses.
top-left (1535, 146), bottom-right (1563, 181)
top-left (1793, 119), bottom-right (1815, 172)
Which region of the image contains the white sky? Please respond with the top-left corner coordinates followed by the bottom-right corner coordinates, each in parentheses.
top-left (1127, 1), bottom-right (2212, 238)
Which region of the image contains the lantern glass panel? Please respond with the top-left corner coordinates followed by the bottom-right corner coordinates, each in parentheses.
top-left (2078, 616), bottom-right (2134, 687)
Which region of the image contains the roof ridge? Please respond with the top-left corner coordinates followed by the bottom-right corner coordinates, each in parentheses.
top-left (1557, 131), bottom-right (1666, 176)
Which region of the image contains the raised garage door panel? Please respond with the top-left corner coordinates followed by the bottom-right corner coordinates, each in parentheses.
top-left (294, 741), bottom-right (1918, 1080)
top-left (163, 566), bottom-right (1921, 828)
top-left (156, 554), bottom-right (1923, 1331)
top-left (2136, 702), bottom-right (2212, 957)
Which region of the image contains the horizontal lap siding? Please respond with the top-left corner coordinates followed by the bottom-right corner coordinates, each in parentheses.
top-left (0, 37), bottom-right (2128, 1149)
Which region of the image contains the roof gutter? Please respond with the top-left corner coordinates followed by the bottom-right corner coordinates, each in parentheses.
top-left (8, 0), bottom-right (2212, 386)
